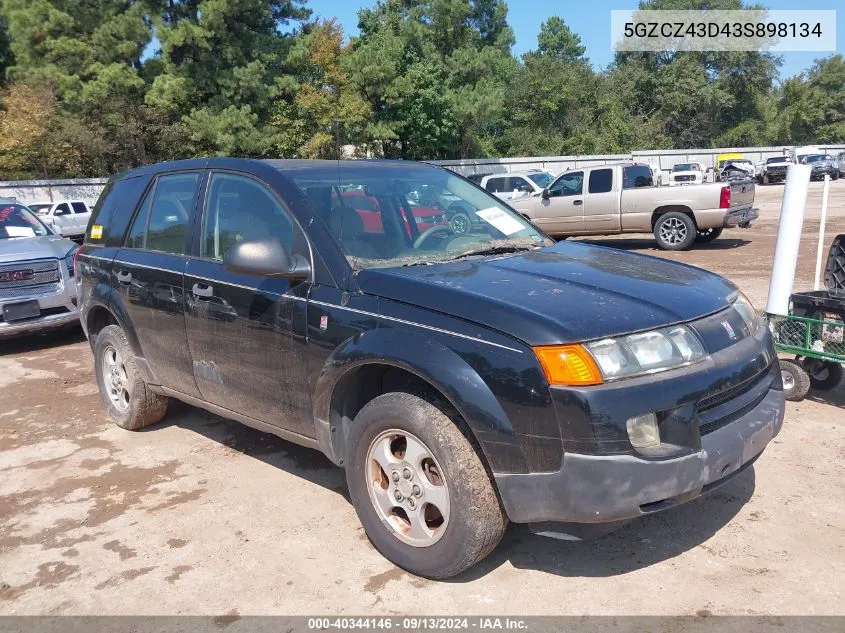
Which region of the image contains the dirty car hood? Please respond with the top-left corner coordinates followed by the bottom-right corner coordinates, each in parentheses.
top-left (0, 235), bottom-right (77, 264)
top-left (356, 241), bottom-right (737, 346)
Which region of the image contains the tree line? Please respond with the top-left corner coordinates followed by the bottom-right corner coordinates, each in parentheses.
top-left (0, 0), bottom-right (842, 181)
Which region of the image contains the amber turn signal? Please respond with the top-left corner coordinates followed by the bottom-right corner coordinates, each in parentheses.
top-left (533, 344), bottom-right (604, 386)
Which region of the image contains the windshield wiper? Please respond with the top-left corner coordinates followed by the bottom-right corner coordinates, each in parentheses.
top-left (449, 244), bottom-right (538, 261)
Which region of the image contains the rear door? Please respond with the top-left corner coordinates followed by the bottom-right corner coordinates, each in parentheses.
top-left (528, 170), bottom-right (585, 234)
top-left (582, 167), bottom-right (620, 233)
top-left (112, 171), bottom-right (203, 397)
top-left (183, 170), bottom-right (313, 436)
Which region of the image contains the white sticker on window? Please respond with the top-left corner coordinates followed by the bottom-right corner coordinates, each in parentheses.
top-left (474, 207), bottom-right (525, 236)
top-left (5, 226), bottom-right (36, 238)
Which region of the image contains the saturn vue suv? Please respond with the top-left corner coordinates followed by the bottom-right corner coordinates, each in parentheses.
top-left (77, 158), bottom-right (785, 579)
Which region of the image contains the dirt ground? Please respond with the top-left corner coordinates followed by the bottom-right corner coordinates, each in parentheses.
top-left (1, 180), bottom-right (844, 616)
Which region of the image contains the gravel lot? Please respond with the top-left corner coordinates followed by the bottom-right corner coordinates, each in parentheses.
top-left (1, 180), bottom-right (844, 616)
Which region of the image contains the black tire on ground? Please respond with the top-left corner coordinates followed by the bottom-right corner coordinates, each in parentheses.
top-left (762, 174), bottom-right (769, 185)
top-left (653, 211), bottom-right (697, 251)
top-left (801, 359), bottom-right (843, 391)
top-left (780, 359), bottom-right (811, 402)
top-left (93, 324), bottom-right (168, 430)
top-left (345, 392), bottom-right (507, 579)
top-left (695, 227), bottom-right (724, 243)
top-left (449, 211), bottom-right (472, 235)
top-left (832, 172), bottom-right (840, 181)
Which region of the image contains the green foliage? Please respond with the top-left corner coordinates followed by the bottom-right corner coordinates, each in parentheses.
top-left (0, 0), bottom-right (840, 179)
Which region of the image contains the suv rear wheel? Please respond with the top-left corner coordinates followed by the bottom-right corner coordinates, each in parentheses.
top-left (345, 392), bottom-right (507, 579)
top-left (94, 324), bottom-right (168, 430)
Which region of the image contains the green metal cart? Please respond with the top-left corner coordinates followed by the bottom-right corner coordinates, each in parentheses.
top-left (768, 312), bottom-right (845, 401)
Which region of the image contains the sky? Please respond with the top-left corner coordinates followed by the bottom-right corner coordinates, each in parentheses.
top-left (305, 0), bottom-right (843, 80)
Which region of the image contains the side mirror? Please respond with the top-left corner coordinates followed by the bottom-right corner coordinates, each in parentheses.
top-left (541, 188), bottom-right (551, 200)
top-left (223, 238), bottom-right (310, 281)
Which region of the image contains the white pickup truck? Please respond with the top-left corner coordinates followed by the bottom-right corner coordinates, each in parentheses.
top-left (28, 200), bottom-right (91, 240)
top-left (509, 162), bottom-right (757, 250)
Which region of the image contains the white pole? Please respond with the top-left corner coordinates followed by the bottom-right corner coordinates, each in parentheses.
top-left (813, 174), bottom-right (831, 291)
top-left (766, 163), bottom-right (812, 315)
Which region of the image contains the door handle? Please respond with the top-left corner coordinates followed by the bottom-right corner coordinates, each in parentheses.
top-left (573, 199), bottom-right (583, 206)
top-left (192, 283), bottom-right (214, 298)
top-left (116, 270), bottom-right (132, 283)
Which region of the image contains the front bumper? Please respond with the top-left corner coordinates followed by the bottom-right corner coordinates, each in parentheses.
top-left (0, 277), bottom-right (79, 338)
top-left (723, 207), bottom-right (759, 227)
top-left (495, 387), bottom-right (784, 525)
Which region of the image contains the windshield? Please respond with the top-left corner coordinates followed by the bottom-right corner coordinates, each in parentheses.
top-left (672, 163), bottom-right (699, 172)
top-left (805, 154), bottom-right (828, 163)
top-left (29, 203), bottom-right (53, 215)
top-left (527, 172), bottom-right (554, 188)
top-left (288, 163), bottom-right (551, 270)
top-left (0, 204), bottom-right (51, 238)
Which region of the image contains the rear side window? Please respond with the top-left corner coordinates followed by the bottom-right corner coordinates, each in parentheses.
top-left (71, 202), bottom-right (88, 214)
top-left (86, 176), bottom-right (152, 247)
top-left (588, 169), bottom-right (613, 194)
top-left (126, 173), bottom-right (199, 255)
top-left (622, 165), bottom-right (654, 189)
top-left (485, 177), bottom-right (506, 193)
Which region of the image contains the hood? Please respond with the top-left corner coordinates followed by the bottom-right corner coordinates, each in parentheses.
top-left (356, 241), bottom-right (737, 346)
top-left (0, 234), bottom-right (78, 265)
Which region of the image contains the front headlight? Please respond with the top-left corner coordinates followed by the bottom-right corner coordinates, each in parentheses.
top-left (63, 246), bottom-right (80, 277)
top-left (732, 292), bottom-right (759, 335)
top-left (584, 324), bottom-right (705, 381)
top-left (534, 325), bottom-right (706, 386)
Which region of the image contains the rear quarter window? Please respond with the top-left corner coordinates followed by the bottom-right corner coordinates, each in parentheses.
top-left (622, 165), bottom-right (654, 189)
top-left (85, 175), bottom-right (153, 247)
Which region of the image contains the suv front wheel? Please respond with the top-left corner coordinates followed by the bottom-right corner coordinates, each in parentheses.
top-left (345, 392), bottom-right (507, 579)
top-left (94, 324), bottom-right (168, 430)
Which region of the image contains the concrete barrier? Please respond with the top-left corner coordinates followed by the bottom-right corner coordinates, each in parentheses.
top-left (0, 178), bottom-right (109, 207)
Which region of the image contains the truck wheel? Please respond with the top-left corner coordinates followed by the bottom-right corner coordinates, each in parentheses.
top-left (654, 212), bottom-right (696, 250)
top-left (695, 227), bottom-right (723, 243)
top-left (94, 325), bottom-right (168, 430)
top-left (345, 392), bottom-right (507, 579)
top-left (832, 172), bottom-right (840, 181)
top-left (780, 359), bottom-right (811, 401)
top-left (801, 359), bottom-right (843, 391)
top-left (762, 174), bottom-right (769, 185)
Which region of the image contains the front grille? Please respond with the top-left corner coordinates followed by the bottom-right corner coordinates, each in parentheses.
top-left (0, 281), bottom-right (62, 300)
top-left (767, 166), bottom-right (787, 174)
top-left (697, 365), bottom-right (774, 435)
top-left (0, 259), bottom-right (60, 289)
top-left (697, 366), bottom-right (769, 412)
top-left (674, 175), bottom-right (695, 182)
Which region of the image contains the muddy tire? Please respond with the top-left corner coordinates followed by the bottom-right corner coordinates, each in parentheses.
top-left (696, 227), bottom-right (723, 243)
top-left (345, 392), bottom-right (507, 579)
top-left (654, 211), bottom-right (696, 250)
top-left (780, 359), bottom-right (811, 402)
top-left (94, 324), bottom-right (167, 430)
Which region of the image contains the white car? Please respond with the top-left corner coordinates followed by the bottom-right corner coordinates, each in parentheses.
top-left (28, 200), bottom-right (91, 239)
top-left (668, 162), bottom-right (706, 186)
top-left (476, 170), bottom-right (555, 201)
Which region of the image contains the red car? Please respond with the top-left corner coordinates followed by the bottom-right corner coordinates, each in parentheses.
top-left (338, 191), bottom-right (446, 235)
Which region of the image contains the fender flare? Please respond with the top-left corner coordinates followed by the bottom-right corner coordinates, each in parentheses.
top-left (312, 328), bottom-right (524, 471)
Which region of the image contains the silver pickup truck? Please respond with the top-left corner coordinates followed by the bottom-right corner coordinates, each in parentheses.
top-left (509, 162), bottom-right (757, 250)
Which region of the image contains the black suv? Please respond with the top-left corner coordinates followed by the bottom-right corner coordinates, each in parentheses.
top-left (78, 158), bottom-right (785, 579)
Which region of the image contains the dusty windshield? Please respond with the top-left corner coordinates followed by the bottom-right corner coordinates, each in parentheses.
top-left (29, 203), bottom-right (53, 215)
top-left (0, 204), bottom-right (51, 239)
top-left (289, 163), bottom-right (551, 270)
top-left (672, 163), bottom-right (699, 172)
